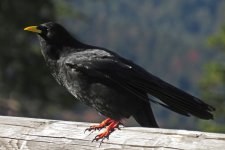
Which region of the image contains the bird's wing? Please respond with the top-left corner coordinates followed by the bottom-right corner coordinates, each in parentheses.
top-left (64, 50), bottom-right (215, 119)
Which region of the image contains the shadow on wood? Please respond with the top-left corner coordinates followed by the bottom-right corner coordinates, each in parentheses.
top-left (0, 116), bottom-right (224, 150)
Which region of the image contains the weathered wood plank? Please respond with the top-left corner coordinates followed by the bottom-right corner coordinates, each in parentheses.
top-left (0, 116), bottom-right (224, 150)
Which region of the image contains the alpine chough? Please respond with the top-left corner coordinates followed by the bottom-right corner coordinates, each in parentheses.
top-left (24, 22), bottom-right (215, 141)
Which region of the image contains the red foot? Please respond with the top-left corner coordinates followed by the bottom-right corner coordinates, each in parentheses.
top-left (85, 118), bottom-right (123, 143)
top-left (85, 118), bottom-right (113, 132)
top-left (92, 120), bottom-right (121, 142)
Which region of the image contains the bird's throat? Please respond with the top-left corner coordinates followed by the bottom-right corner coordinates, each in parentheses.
top-left (38, 36), bottom-right (60, 60)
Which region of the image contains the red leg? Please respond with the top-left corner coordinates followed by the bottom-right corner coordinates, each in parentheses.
top-left (92, 120), bottom-right (121, 142)
top-left (85, 118), bottom-right (113, 132)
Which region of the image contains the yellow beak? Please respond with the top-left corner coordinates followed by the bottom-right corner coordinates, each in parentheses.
top-left (24, 26), bottom-right (42, 34)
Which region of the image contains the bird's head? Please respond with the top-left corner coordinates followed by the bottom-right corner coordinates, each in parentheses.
top-left (24, 22), bottom-right (76, 47)
top-left (24, 22), bottom-right (87, 60)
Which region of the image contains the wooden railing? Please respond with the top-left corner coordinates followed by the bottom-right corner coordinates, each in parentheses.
top-left (0, 116), bottom-right (224, 149)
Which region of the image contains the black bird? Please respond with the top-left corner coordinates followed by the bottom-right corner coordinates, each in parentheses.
top-left (24, 22), bottom-right (215, 141)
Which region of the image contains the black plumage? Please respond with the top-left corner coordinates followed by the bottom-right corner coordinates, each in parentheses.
top-left (24, 22), bottom-right (215, 130)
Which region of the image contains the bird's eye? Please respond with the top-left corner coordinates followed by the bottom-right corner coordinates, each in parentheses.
top-left (37, 26), bottom-right (48, 35)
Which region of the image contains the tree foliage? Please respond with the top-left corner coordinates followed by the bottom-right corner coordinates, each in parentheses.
top-left (0, 0), bottom-right (75, 118)
top-left (199, 26), bottom-right (225, 133)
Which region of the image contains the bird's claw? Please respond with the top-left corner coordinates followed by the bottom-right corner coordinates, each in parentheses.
top-left (84, 118), bottom-right (121, 145)
top-left (84, 118), bottom-right (113, 134)
top-left (84, 125), bottom-right (104, 133)
top-left (91, 120), bottom-right (120, 144)
top-left (92, 130), bottom-right (110, 142)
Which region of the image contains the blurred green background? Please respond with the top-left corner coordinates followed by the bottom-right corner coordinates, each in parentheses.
top-left (0, 0), bottom-right (224, 133)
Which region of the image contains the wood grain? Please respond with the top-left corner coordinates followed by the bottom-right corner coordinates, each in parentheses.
top-left (0, 116), bottom-right (224, 150)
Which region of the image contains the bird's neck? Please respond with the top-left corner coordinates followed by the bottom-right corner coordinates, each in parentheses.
top-left (38, 35), bottom-right (100, 63)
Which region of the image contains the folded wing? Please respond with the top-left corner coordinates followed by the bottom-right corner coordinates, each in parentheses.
top-left (64, 50), bottom-right (215, 119)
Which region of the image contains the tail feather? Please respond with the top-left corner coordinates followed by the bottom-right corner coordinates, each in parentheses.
top-left (127, 73), bottom-right (215, 120)
top-left (133, 102), bottom-right (159, 128)
top-left (148, 80), bottom-right (215, 120)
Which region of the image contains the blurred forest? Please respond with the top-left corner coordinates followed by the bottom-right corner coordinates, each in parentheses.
top-left (199, 26), bottom-right (225, 133)
top-left (0, 0), bottom-right (224, 132)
